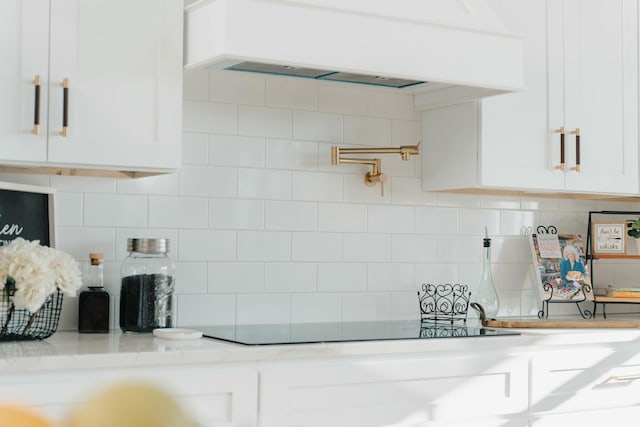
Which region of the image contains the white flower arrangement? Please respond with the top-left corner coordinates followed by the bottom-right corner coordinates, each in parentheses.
top-left (0, 238), bottom-right (82, 313)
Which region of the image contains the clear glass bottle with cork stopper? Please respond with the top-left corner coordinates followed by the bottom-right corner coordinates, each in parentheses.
top-left (474, 227), bottom-right (500, 319)
top-left (78, 253), bottom-right (110, 333)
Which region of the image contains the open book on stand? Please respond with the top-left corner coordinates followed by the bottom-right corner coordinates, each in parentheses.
top-left (529, 232), bottom-right (593, 302)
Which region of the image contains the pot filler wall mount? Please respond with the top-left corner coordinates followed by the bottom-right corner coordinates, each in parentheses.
top-left (331, 143), bottom-right (420, 196)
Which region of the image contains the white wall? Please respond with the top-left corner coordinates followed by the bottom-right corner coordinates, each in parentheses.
top-left (3, 70), bottom-right (639, 330)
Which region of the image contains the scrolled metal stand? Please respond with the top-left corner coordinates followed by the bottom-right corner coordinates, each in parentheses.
top-left (418, 283), bottom-right (470, 324)
top-left (538, 283), bottom-right (593, 319)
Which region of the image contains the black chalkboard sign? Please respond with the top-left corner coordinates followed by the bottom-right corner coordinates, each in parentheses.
top-left (0, 182), bottom-right (54, 247)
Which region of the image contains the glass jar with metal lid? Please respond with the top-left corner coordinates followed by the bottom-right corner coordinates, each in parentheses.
top-left (120, 238), bottom-right (175, 333)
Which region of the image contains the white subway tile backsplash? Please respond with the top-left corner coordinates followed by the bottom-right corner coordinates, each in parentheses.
top-left (343, 174), bottom-right (390, 204)
top-left (117, 173), bottom-right (179, 195)
top-left (391, 119), bottom-right (421, 148)
top-left (0, 174), bottom-right (50, 188)
top-left (436, 193), bottom-right (482, 208)
top-left (178, 229), bottom-right (236, 261)
top-left (55, 192), bottom-right (83, 226)
top-left (502, 210), bottom-right (538, 236)
top-left (175, 262), bottom-right (208, 294)
top-left (265, 200), bottom-right (317, 231)
top-left (56, 226), bottom-right (116, 259)
top-left (343, 234), bottom-right (391, 262)
top-left (436, 236), bottom-right (480, 264)
top-left (42, 69), bottom-right (630, 329)
top-left (459, 208), bottom-right (502, 236)
top-left (209, 134), bottom-right (266, 168)
top-left (183, 71), bottom-right (209, 101)
top-left (237, 231), bottom-right (291, 261)
top-left (236, 294), bottom-right (291, 324)
top-left (210, 71), bottom-right (265, 106)
top-left (344, 115), bottom-right (391, 147)
top-left (367, 263), bottom-right (415, 291)
top-left (179, 165), bottom-right (237, 198)
top-left (292, 171), bottom-right (343, 202)
top-left (392, 235), bottom-right (437, 262)
top-left (414, 263), bottom-right (459, 287)
top-left (415, 206), bottom-right (458, 235)
top-left (342, 292), bottom-right (389, 321)
top-left (208, 262), bottom-right (264, 293)
top-left (238, 105), bottom-right (292, 138)
top-left (210, 198), bottom-right (264, 230)
top-left (238, 169), bottom-right (291, 200)
top-left (390, 177), bottom-right (437, 206)
top-left (148, 196), bottom-right (208, 228)
top-left (84, 193), bottom-right (147, 227)
top-left (291, 293), bottom-right (342, 323)
top-left (178, 294), bottom-right (236, 326)
top-left (319, 82), bottom-right (368, 116)
top-left (266, 139), bottom-right (319, 171)
top-left (291, 232), bottom-right (342, 262)
top-left (390, 292), bottom-right (418, 320)
top-left (51, 175), bottom-right (115, 193)
top-left (318, 203), bottom-right (367, 232)
top-left (267, 76), bottom-right (318, 111)
top-left (480, 195), bottom-right (522, 210)
top-left (183, 101), bottom-right (237, 134)
top-left (318, 263), bottom-right (367, 292)
top-left (293, 111), bottom-right (343, 143)
top-left (265, 263), bottom-right (317, 292)
top-left (368, 91), bottom-right (415, 120)
top-left (367, 205), bottom-right (414, 234)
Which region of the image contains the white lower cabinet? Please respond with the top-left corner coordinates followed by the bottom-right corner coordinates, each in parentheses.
top-left (257, 352), bottom-right (529, 427)
top-left (531, 340), bottom-right (640, 425)
top-left (0, 362), bottom-right (258, 427)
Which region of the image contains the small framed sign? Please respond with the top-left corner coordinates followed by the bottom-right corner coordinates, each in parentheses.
top-left (0, 181), bottom-right (55, 248)
top-left (592, 222), bottom-right (626, 255)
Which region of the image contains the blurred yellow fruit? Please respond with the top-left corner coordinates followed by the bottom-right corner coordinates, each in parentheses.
top-left (63, 382), bottom-right (193, 427)
top-left (0, 404), bottom-right (53, 427)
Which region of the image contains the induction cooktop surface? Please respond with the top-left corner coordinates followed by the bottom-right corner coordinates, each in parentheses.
top-left (195, 320), bottom-right (519, 345)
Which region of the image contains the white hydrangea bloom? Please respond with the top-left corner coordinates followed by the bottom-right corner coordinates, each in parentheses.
top-left (0, 237), bottom-right (83, 313)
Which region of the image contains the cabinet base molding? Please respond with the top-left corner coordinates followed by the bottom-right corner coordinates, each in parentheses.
top-left (0, 166), bottom-right (165, 179)
top-left (429, 187), bottom-right (640, 202)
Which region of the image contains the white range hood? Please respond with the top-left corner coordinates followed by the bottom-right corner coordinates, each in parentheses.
top-left (184, 0), bottom-right (525, 108)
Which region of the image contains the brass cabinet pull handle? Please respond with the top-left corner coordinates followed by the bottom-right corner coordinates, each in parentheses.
top-left (570, 128), bottom-right (580, 172)
top-left (61, 78), bottom-right (69, 137)
top-left (554, 127), bottom-right (565, 170)
top-left (606, 374), bottom-right (640, 383)
top-left (33, 75), bottom-right (41, 135)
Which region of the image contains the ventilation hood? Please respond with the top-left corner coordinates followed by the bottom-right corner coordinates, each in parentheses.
top-left (184, 0), bottom-right (525, 108)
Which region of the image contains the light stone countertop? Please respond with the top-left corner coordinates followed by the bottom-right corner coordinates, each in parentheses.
top-left (2, 326), bottom-right (640, 374)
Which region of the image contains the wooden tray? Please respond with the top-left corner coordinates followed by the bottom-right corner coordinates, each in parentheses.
top-left (470, 302), bottom-right (640, 329)
top-left (482, 318), bottom-right (640, 329)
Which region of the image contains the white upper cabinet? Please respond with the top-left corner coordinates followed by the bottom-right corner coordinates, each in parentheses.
top-left (0, 0), bottom-right (183, 175)
top-left (0, 0), bottom-right (50, 163)
top-left (422, 0), bottom-right (639, 196)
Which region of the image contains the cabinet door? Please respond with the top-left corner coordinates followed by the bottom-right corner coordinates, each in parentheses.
top-left (47, 0), bottom-right (183, 171)
top-left (0, 0), bottom-right (49, 163)
top-left (259, 352), bottom-right (529, 427)
top-left (0, 362), bottom-right (258, 427)
top-left (481, 0), bottom-right (563, 191)
top-left (532, 341), bottom-right (640, 415)
top-left (555, 0), bottom-right (638, 193)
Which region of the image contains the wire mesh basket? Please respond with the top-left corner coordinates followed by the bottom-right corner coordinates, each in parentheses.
top-left (0, 289), bottom-right (63, 341)
top-left (418, 283), bottom-right (470, 324)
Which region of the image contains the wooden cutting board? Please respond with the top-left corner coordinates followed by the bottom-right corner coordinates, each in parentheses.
top-left (483, 318), bottom-right (640, 329)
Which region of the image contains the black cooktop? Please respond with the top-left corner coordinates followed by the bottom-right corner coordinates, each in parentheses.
top-left (196, 320), bottom-right (519, 346)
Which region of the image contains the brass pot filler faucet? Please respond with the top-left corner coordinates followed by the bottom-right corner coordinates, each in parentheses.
top-left (330, 142), bottom-right (420, 196)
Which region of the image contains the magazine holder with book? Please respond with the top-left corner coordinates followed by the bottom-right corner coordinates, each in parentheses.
top-left (529, 226), bottom-right (593, 319)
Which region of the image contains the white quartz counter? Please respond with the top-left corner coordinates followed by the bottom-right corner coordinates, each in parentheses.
top-left (3, 327), bottom-right (640, 374)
